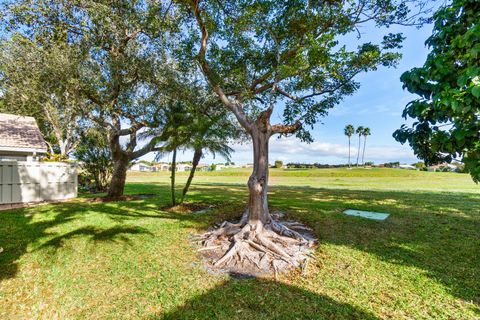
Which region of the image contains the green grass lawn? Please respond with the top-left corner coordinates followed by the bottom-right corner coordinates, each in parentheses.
top-left (1, 168), bottom-right (479, 319)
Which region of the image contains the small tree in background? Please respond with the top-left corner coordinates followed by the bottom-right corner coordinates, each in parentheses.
top-left (344, 124), bottom-right (355, 168)
top-left (152, 102), bottom-right (193, 206)
top-left (413, 161), bottom-right (426, 170)
top-left (74, 129), bottom-right (113, 193)
top-left (274, 160), bottom-right (284, 169)
top-left (180, 111), bottom-right (236, 204)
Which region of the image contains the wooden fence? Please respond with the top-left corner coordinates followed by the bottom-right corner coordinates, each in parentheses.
top-left (0, 161), bottom-right (77, 204)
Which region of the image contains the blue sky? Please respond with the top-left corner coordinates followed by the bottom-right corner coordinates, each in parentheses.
top-left (150, 23), bottom-right (434, 166)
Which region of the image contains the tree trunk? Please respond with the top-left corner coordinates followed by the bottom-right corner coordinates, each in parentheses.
top-left (246, 124), bottom-right (271, 225)
top-left (197, 110), bottom-right (315, 273)
top-left (107, 155), bottom-right (129, 197)
top-left (361, 136), bottom-right (367, 166)
top-left (181, 148), bottom-right (202, 203)
top-left (348, 138), bottom-right (351, 168)
top-left (356, 135), bottom-right (361, 166)
top-left (59, 140), bottom-right (67, 157)
top-left (170, 148), bottom-right (177, 206)
top-left (107, 134), bottom-right (129, 198)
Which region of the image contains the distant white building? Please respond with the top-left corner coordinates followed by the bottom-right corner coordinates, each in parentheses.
top-left (196, 164), bottom-right (211, 171)
top-left (217, 164), bottom-right (242, 170)
top-left (130, 163), bottom-right (157, 172)
top-left (153, 163), bottom-right (170, 171)
top-left (428, 163), bottom-right (458, 172)
top-left (399, 164), bottom-right (416, 170)
top-left (160, 163), bottom-right (170, 171)
top-left (176, 163), bottom-right (192, 171)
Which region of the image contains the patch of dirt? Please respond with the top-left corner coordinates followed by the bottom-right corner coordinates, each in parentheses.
top-left (84, 193), bottom-right (156, 203)
top-left (160, 202), bottom-right (218, 213)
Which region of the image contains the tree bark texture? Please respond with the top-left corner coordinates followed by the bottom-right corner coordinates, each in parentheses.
top-left (181, 148), bottom-right (203, 203)
top-left (171, 148), bottom-right (177, 206)
top-left (108, 153), bottom-right (129, 198)
top-left (247, 115), bottom-right (272, 225)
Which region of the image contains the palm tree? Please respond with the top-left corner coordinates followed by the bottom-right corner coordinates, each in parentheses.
top-left (147, 101), bottom-right (193, 206)
top-left (180, 115), bottom-right (234, 203)
top-left (149, 91), bottom-right (239, 206)
top-left (361, 127), bottom-right (371, 166)
top-left (355, 126), bottom-right (365, 167)
top-left (344, 124), bottom-right (355, 168)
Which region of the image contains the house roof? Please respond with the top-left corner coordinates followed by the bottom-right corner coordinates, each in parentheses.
top-left (0, 113), bottom-right (48, 153)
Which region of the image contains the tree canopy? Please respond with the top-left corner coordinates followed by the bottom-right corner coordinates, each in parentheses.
top-left (0, 35), bottom-right (84, 155)
top-left (394, 0), bottom-right (480, 182)
top-left (181, 0), bottom-right (431, 140)
top-left (1, 0), bottom-right (184, 196)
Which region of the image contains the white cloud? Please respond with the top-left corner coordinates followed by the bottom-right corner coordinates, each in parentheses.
top-left (141, 135), bottom-right (418, 165)
top-left (216, 137), bottom-right (418, 165)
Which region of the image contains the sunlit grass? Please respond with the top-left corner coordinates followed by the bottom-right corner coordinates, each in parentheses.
top-left (128, 167), bottom-right (478, 193)
top-left (0, 168), bottom-right (478, 319)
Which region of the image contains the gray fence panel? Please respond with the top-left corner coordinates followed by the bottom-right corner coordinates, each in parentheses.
top-left (0, 161), bottom-right (77, 204)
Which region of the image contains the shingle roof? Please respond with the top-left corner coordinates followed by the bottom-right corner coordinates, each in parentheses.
top-left (0, 113), bottom-right (47, 152)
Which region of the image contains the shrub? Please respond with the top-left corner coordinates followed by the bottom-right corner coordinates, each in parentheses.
top-left (74, 130), bottom-right (112, 192)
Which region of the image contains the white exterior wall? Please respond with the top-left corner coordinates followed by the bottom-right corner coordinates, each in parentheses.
top-left (0, 161), bottom-right (77, 204)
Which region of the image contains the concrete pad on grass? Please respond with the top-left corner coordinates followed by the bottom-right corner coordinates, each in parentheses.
top-left (343, 209), bottom-right (389, 221)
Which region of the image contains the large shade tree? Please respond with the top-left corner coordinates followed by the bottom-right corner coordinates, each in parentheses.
top-left (181, 0), bottom-right (432, 272)
top-left (2, 0), bottom-right (180, 197)
top-left (0, 36), bottom-right (84, 156)
top-left (394, 0), bottom-right (480, 182)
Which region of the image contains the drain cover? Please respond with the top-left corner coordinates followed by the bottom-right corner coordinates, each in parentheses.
top-left (343, 209), bottom-right (389, 221)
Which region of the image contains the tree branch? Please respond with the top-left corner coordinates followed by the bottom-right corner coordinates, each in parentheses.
top-left (271, 122), bottom-right (302, 135)
top-left (191, 0), bottom-right (252, 133)
top-left (130, 137), bottom-right (162, 159)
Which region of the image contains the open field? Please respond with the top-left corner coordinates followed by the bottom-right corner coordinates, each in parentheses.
top-left (128, 167), bottom-right (479, 192)
top-left (1, 168), bottom-right (479, 319)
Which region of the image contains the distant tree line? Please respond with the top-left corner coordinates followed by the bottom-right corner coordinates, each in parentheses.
top-left (286, 163), bottom-right (354, 169)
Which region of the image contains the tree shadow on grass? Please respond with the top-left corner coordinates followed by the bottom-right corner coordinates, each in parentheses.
top-left (0, 200), bottom-right (155, 282)
top-left (157, 278), bottom-right (379, 320)
top-left (1, 181), bottom-right (479, 314)
top-left (133, 182), bottom-right (480, 312)
top-left (37, 225), bottom-right (152, 249)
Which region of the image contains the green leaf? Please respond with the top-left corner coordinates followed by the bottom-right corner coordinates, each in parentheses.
top-left (472, 86), bottom-right (480, 98)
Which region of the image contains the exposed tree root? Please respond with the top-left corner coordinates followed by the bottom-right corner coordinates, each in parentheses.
top-left (196, 212), bottom-right (317, 276)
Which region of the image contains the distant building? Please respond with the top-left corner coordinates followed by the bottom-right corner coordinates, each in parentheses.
top-left (399, 164), bottom-right (416, 170)
top-left (216, 164), bottom-right (242, 170)
top-left (0, 113), bottom-right (48, 161)
top-left (153, 163), bottom-right (170, 171)
top-left (196, 164), bottom-right (212, 171)
top-left (427, 163), bottom-right (458, 172)
top-left (176, 163), bottom-right (192, 171)
top-left (130, 163), bottom-right (157, 172)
